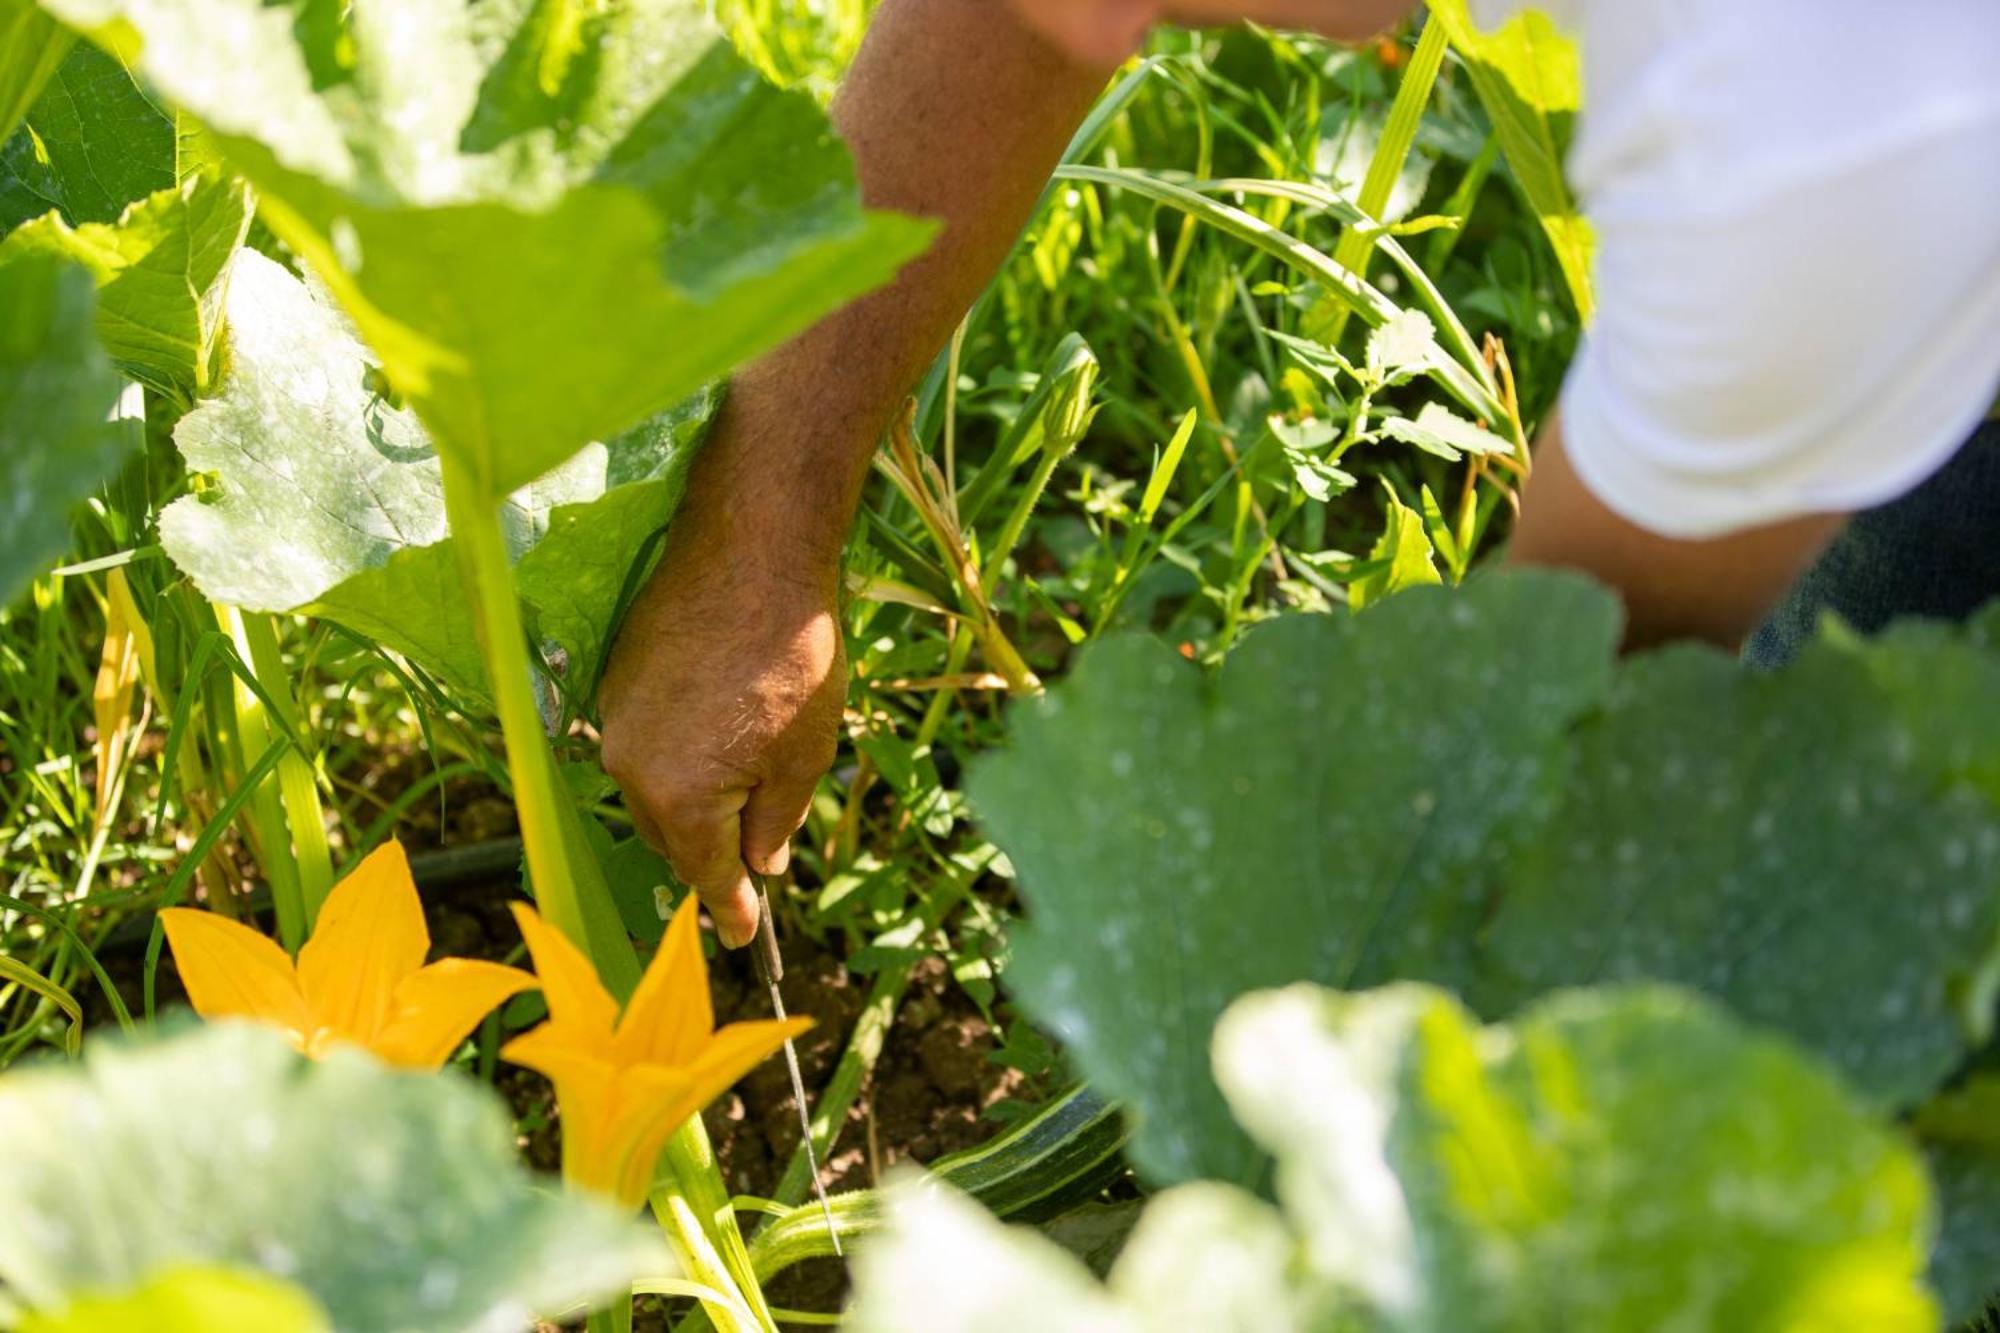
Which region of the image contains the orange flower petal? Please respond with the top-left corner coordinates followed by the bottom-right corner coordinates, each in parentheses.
top-left (613, 895), bottom-right (713, 1069)
top-left (297, 841), bottom-right (429, 1044)
top-left (599, 1064), bottom-right (701, 1209)
top-left (160, 908), bottom-right (311, 1037)
top-left (500, 1021), bottom-right (618, 1086)
top-left (507, 902), bottom-right (620, 1036)
top-left (501, 1023), bottom-right (622, 1190)
top-left (370, 958), bottom-right (537, 1071)
top-left (686, 1017), bottom-right (814, 1114)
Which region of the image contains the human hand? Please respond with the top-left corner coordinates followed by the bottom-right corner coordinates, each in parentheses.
top-left (600, 436), bottom-right (847, 950)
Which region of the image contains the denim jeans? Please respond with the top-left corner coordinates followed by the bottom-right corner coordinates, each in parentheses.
top-left (1745, 419), bottom-right (2000, 668)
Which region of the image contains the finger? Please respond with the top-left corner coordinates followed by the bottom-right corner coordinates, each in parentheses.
top-left (740, 771), bottom-right (819, 879)
top-left (650, 786), bottom-right (763, 950)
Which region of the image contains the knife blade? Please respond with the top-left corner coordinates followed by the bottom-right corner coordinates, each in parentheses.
top-left (749, 873), bottom-right (842, 1256)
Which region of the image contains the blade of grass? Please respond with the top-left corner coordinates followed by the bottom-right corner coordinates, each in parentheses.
top-left (1316, 17), bottom-right (1451, 346)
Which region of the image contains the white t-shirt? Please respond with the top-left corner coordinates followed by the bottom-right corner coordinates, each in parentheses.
top-left (1471, 0), bottom-right (2000, 539)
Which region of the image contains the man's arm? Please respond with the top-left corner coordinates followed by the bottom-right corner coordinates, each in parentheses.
top-left (1507, 418), bottom-right (1844, 649)
top-left (600, 0), bottom-right (1110, 946)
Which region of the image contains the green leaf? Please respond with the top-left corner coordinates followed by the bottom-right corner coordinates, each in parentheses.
top-left (856, 1175), bottom-right (1303, 1333)
top-left (1426, 0), bottom-right (1594, 319)
top-left (1378, 402), bottom-right (1512, 461)
top-left (19, 1266), bottom-right (331, 1333)
top-left (158, 251), bottom-right (710, 696)
top-left (850, 984), bottom-right (1936, 1333)
top-left (0, 40), bottom-right (174, 235)
top-left (0, 248), bottom-right (126, 606)
top-left (0, 1022), bottom-right (666, 1330)
top-left (1840, 616), bottom-right (2000, 806)
top-left (969, 572), bottom-right (1623, 1184)
top-left (1211, 984), bottom-right (1937, 1331)
top-left (1482, 641), bottom-right (2000, 1110)
top-left (972, 571), bottom-right (2000, 1188)
top-left (42, 0), bottom-right (934, 494)
top-left (0, 175), bottom-right (250, 403)
top-left (1349, 489), bottom-right (1442, 609)
top-left (849, 1173), bottom-right (1144, 1333)
top-left (0, 0), bottom-right (75, 145)
top-left (1913, 1078), bottom-right (2000, 1326)
top-left (1364, 308), bottom-right (1445, 385)
top-left (1904, 1072), bottom-right (2000, 1320)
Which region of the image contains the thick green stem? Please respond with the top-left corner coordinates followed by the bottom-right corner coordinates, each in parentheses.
top-left (437, 452), bottom-right (640, 993)
top-left (657, 1122), bottom-right (777, 1333)
top-left (437, 452), bottom-right (764, 1330)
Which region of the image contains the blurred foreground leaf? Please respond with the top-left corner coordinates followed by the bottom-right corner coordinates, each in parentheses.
top-left (0, 249), bottom-right (125, 605)
top-left (973, 572), bottom-right (2000, 1185)
top-left (0, 1022), bottom-right (666, 1331)
top-left (849, 984), bottom-right (1938, 1332)
top-left (19, 1266), bottom-right (331, 1333)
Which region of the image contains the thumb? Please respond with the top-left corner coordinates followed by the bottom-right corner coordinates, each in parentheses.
top-left (740, 772), bottom-right (819, 880)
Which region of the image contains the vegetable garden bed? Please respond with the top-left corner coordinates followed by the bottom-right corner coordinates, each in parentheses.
top-left (5, 1), bottom-right (2000, 1331)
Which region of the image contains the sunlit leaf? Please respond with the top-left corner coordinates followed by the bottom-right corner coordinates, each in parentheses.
top-left (158, 252), bottom-right (711, 696)
top-left (0, 41), bottom-right (174, 235)
top-left (1211, 984), bottom-right (1937, 1330)
top-left (0, 175), bottom-right (250, 403)
top-left (40, 0), bottom-right (934, 494)
top-left (1378, 403), bottom-right (1512, 461)
top-left (19, 1266), bottom-right (330, 1333)
top-left (1349, 489), bottom-right (1441, 609)
top-left (851, 983), bottom-right (1937, 1332)
top-left (0, 0), bottom-right (74, 145)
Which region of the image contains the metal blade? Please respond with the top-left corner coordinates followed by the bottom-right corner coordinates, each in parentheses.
top-left (749, 874), bottom-right (842, 1256)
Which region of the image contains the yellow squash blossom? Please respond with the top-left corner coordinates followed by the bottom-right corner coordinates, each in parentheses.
top-left (160, 840), bottom-right (535, 1070)
top-left (502, 895), bottom-right (811, 1209)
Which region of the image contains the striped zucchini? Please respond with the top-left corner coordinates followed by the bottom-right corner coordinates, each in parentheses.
top-left (746, 1084), bottom-right (1129, 1283)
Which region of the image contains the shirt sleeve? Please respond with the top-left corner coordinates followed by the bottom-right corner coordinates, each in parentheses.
top-left (1554, 7), bottom-right (2000, 540)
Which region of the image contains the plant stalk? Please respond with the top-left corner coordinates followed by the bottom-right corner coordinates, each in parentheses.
top-left (437, 451), bottom-right (766, 1332)
top-left (213, 604), bottom-right (306, 949)
top-left (234, 610), bottom-right (335, 927)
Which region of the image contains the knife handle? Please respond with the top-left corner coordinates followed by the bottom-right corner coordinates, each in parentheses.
top-left (749, 874), bottom-right (785, 987)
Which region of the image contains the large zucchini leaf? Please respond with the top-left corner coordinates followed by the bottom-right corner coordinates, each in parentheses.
top-left (970, 572), bottom-right (2000, 1186)
top-left (970, 571), bottom-right (1622, 1185)
top-left (849, 984), bottom-right (1937, 1332)
top-left (38, 0), bottom-right (935, 494)
top-left (0, 1022), bottom-right (664, 1330)
top-left (1480, 642), bottom-right (2000, 1111)
top-left (159, 250), bottom-right (709, 697)
top-left (0, 248), bottom-right (125, 605)
top-left (0, 39), bottom-right (173, 235)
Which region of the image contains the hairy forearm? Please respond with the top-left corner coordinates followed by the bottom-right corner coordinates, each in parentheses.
top-left (698, 0), bottom-right (1110, 560)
